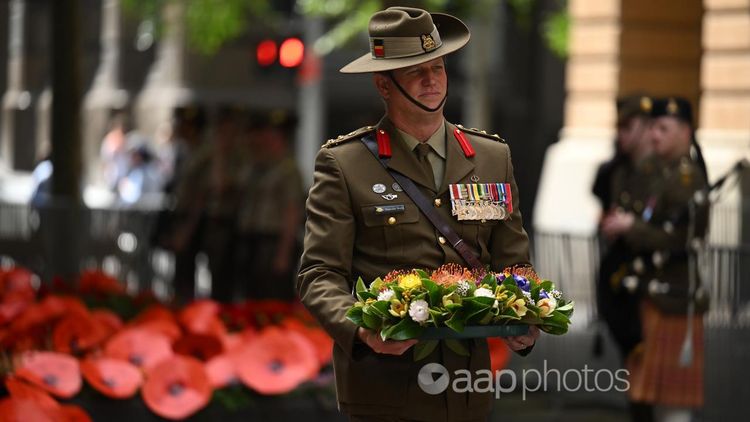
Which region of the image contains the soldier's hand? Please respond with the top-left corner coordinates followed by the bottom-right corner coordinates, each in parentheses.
top-left (504, 325), bottom-right (540, 352)
top-left (601, 210), bottom-right (635, 240)
top-left (357, 327), bottom-right (418, 355)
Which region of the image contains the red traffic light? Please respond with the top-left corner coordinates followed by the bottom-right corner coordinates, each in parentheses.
top-left (279, 37), bottom-right (304, 68)
top-left (256, 39), bottom-right (277, 67)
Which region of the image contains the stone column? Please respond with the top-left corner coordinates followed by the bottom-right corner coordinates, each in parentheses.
top-left (134, 1), bottom-right (192, 139)
top-left (1, 0), bottom-right (34, 170)
top-left (296, 18), bottom-right (325, 188)
top-left (699, 0), bottom-right (750, 247)
top-left (83, 0), bottom-right (129, 184)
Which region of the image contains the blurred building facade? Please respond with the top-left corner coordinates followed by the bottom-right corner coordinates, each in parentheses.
top-left (535, 0), bottom-right (750, 238)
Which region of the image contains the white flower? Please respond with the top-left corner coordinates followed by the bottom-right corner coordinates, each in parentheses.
top-left (408, 299), bottom-right (430, 323)
top-left (456, 280), bottom-right (471, 296)
top-left (522, 290), bottom-right (532, 300)
top-left (537, 297), bottom-right (558, 317)
top-left (474, 287), bottom-right (494, 298)
top-left (551, 289), bottom-right (562, 300)
top-left (377, 289), bottom-right (395, 302)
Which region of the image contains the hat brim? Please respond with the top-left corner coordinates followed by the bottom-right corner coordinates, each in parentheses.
top-left (340, 13), bottom-right (470, 73)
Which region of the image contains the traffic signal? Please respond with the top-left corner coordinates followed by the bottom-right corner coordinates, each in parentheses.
top-left (255, 37), bottom-right (304, 69)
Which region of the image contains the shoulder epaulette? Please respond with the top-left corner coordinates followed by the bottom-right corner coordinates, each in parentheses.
top-left (456, 124), bottom-right (505, 143)
top-left (323, 126), bottom-right (376, 148)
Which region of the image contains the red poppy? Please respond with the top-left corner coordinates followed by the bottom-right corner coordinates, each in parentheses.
top-left (141, 355), bottom-right (212, 420)
top-left (0, 267), bottom-right (36, 301)
top-left (173, 334), bottom-right (224, 361)
top-left (0, 301), bottom-right (29, 327)
top-left (132, 304), bottom-right (175, 325)
top-left (78, 270), bottom-right (125, 295)
top-left (233, 327), bottom-right (320, 395)
top-left (487, 337), bottom-right (511, 373)
top-left (14, 351), bottom-right (82, 399)
top-left (4, 377), bottom-right (60, 414)
top-left (178, 300), bottom-right (226, 336)
top-left (222, 328), bottom-right (256, 352)
top-left (81, 357), bottom-right (142, 399)
top-left (281, 318), bottom-right (333, 366)
top-left (205, 354), bottom-right (237, 388)
top-left (53, 312), bottom-right (108, 354)
top-left (0, 397), bottom-right (60, 422)
top-left (60, 404), bottom-right (92, 422)
top-left (38, 295), bottom-right (88, 321)
top-left (135, 318), bottom-right (183, 344)
top-left (90, 309), bottom-right (124, 337)
top-left (105, 328), bottom-right (173, 371)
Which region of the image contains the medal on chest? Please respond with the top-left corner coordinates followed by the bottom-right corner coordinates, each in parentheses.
top-left (449, 183), bottom-right (513, 221)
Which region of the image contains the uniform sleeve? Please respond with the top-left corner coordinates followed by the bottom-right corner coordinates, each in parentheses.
top-left (296, 147), bottom-right (359, 357)
top-left (489, 143), bottom-right (532, 270)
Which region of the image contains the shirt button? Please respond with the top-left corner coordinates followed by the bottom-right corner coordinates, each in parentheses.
top-left (434, 198), bottom-right (442, 207)
top-left (438, 236), bottom-right (446, 245)
top-left (387, 217), bottom-right (397, 225)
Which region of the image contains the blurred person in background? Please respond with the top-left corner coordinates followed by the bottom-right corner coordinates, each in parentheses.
top-left (194, 106), bottom-right (246, 302)
top-left (235, 110), bottom-right (304, 301)
top-left (159, 105), bottom-right (209, 303)
top-left (99, 109), bottom-right (131, 191)
top-left (602, 97), bottom-right (709, 422)
top-left (593, 94), bottom-right (655, 421)
top-left (115, 140), bottom-right (163, 206)
top-left (594, 95), bottom-right (654, 356)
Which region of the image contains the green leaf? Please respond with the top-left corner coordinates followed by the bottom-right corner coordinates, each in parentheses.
top-left (413, 340), bottom-right (439, 361)
top-left (381, 318), bottom-right (423, 341)
top-left (421, 278), bottom-right (441, 305)
top-left (445, 312), bottom-right (465, 333)
top-left (556, 301), bottom-right (575, 313)
top-left (345, 306), bottom-right (364, 326)
top-left (445, 339), bottom-right (469, 357)
top-left (540, 280), bottom-right (554, 292)
top-left (481, 272), bottom-right (497, 289)
top-left (362, 310), bottom-right (383, 331)
top-left (369, 300), bottom-right (390, 317)
top-left (415, 269), bottom-right (430, 279)
top-left (355, 276), bottom-right (367, 295)
top-left (369, 277), bottom-right (384, 294)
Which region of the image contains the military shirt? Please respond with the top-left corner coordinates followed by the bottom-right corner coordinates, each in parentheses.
top-left (396, 121), bottom-right (446, 189)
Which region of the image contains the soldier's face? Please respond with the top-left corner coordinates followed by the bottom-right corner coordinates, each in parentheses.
top-left (616, 116), bottom-right (650, 156)
top-left (380, 57), bottom-right (448, 113)
top-left (650, 116), bottom-right (691, 159)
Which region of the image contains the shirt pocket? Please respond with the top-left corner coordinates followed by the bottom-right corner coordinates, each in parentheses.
top-left (460, 219), bottom-right (499, 263)
top-left (360, 203), bottom-right (420, 262)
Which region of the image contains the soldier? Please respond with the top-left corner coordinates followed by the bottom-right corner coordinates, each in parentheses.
top-left (235, 110), bottom-right (304, 300)
top-left (594, 95), bottom-right (654, 362)
top-left (601, 97), bottom-right (709, 422)
top-left (297, 7), bottom-right (539, 422)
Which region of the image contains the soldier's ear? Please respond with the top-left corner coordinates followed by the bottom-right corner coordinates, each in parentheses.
top-left (373, 73), bottom-right (390, 99)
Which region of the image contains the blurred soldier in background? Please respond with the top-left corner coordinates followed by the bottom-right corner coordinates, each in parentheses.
top-left (602, 97), bottom-right (709, 422)
top-left (594, 95), bottom-right (654, 362)
top-left (235, 110), bottom-right (304, 300)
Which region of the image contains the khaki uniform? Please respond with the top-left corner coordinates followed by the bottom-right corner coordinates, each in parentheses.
top-left (297, 117), bottom-right (531, 421)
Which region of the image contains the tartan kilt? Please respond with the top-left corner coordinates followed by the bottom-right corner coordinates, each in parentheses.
top-left (626, 300), bottom-right (704, 407)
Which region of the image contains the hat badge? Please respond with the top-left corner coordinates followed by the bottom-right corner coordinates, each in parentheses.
top-left (640, 96), bottom-right (652, 113)
top-left (667, 98), bottom-right (679, 115)
top-left (421, 34), bottom-right (437, 51)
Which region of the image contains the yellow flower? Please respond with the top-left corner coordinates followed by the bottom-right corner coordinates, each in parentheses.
top-left (537, 297), bottom-right (557, 318)
top-left (510, 298), bottom-right (528, 317)
top-left (389, 299), bottom-right (407, 318)
top-left (398, 274), bottom-right (422, 290)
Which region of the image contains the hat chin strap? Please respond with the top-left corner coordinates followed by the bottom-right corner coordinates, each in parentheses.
top-left (388, 72), bottom-right (447, 113)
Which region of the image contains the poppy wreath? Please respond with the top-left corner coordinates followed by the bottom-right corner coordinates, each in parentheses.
top-left (0, 267), bottom-right (335, 421)
top-left (346, 264), bottom-right (574, 359)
